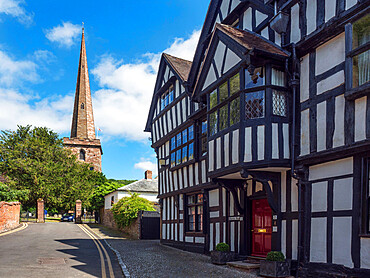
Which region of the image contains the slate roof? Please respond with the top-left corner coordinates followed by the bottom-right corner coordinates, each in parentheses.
top-left (216, 24), bottom-right (290, 57)
top-left (163, 53), bottom-right (193, 82)
top-left (117, 178), bottom-right (158, 194)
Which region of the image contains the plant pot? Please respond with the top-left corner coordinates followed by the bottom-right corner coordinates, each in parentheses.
top-left (210, 251), bottom-right (237, 265)
top-left (259, 260), bottom-right (291, 277)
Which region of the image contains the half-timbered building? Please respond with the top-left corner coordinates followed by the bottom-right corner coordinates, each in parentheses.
top-left (145, 0), bottom-right (369, 276)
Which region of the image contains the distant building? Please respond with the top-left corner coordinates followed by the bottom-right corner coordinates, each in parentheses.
top-left (104, 170), bottom-right (158, 210)
top-left (63, 28), bottom-right (102, 172)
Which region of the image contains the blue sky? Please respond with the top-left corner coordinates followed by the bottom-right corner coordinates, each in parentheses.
top-left (0, 0), bottom-right (210, 180)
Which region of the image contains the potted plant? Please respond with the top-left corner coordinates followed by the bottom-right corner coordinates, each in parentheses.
top-left (210, 243), bottom-right (237, 265)
top-left (259, 251), bottom-right (291, 277)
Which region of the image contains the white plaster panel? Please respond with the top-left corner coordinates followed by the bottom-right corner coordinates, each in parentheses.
top-left (195, 162), bottom-right (199, 185)
top-left (317, 71), bottom-right (345, 95)
top-left (216, 137), bottom-right (222, 169)
top-left (355, 96), bottom-right (367, 142)
top-left (283, 123), bottom-right (290, 159)
top-left (346, 0), bottom-right (357, 10)
top-left (185, 236), bottom-right (193, 243)
top-left (261, 27), bottom-right (269, 39)
top-left (214, 41), bottom-right (226, 76)
top-left (361, 238), bottom-right (370, 269)
top-left (282, 220), bottom-right (287, 257)
top-left (310, 217), bottom-right (327, 263)
top-left (333, 217), bottom-right (353, 268)
top-left (167, 223), bottom-right (170, 240)
top-left (179, 168), bottom-right (183, 190)
top-left (256, 10), bottom-right (268, 26)
top-left (230, 0), bottom-right (240, 12)
top-left (167, 112), bottom-right (172, 132)
top-left (182, 98), bottom-right (186, 122)
top-left (281, 171), bottom-right (287, 212)
top-left (174, 170), bottom-right (178, 191)
top-left (224, 133), bottom-right (230, 167)
top-left (316, 33), bottom-right (345, 75)
top-left (209, 189), bottom-right (219, 207)
top-left (223, 222), bottom-right (226, 243)
top-left (230, 222), bottom-right (235, 252)
top-left (189, 165), bottom-right (194, 187)
top-left (291, 178), bottom-right (299, 212)
top-left (195, 237), bottom-right (205, 244)
top-left (175, 224), bottom-right (178, 241)
top-left (333, 94), bottom-right (345, 148)
top-left (311, 181), bottom-right (328, 212)
top-left (215, 222), bottom-right (220, 247)
top-left (183, 167), bottom-right (188, 188)
top-left (209, 140), bottom-right (215, 172)
top-left (179, 223), bottom-right (184, 241)
top-left (223, 48), bottom-right (241, 75)
top-left (220, 0), bottom-right (230, 19)
top-left (306, 0), bottom-right (317, 34)
top-left (163, 113), bottom-right (167, 136)
top-left (232, 130), bottom-right (239, 164)
top-left (223, 188), bottom-right (227, 217)
top-left (300, 54), bottom-right (310, 102)
top-left (230, 192), bottom-right (234, 216)
top-left (244, 127), bottom-right (252, 162)
top-left (325, 0), bottom-right (336, 22)
top-left (333, 177), bottom-right (353, 211)
top-left (162, 223), bottom-right (166, 239)
top-left (210, 211), bottom-right (220, 218)
top-left (171, 107), bottom-right (176, 129)
top-left (243, 8), bottom-right (252, 31)
top-left (291, 4), bottom-right (300, 43)
top-left (176, 102), bottom-right (182, 125)
top-left (179, 194), bottom-right (184, 210)
top-left (175, 80), bottom-right (180, 98)
top-left (301, 109), bottom-right (310, 156)
top-left (203, 64), bottom-right (217, 91)
top-left (272, 123), bottom-right (279, 159)
top-left (164, 66), bottom-right (169, 83)
top-left (292, 219), bottom-right (298, 260)
top-left (317, 101), bottom-right (327, 152)
top-left (257, 125), bottom-right (265, 160)
top-left (210, 223), bottom-right (214, 251)
top-left (275, 32), bottom-right (281, 46)
top-left (201, 160), bottom-right (207, 183)
top-left (309, 157), bottom-right (353, 180)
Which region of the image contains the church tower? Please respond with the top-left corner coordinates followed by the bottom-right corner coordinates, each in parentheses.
top-left (63, 28), bottom-right (102, 172)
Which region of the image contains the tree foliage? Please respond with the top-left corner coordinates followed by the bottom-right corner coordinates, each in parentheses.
top-left (89, 181), bottom-right (121, 211)
top-left (111, 193), bottom-right (155, 229)
top-left (0, 182), bottom-right (29, 202)
top-left (0, 125), bottom-right (104, 211)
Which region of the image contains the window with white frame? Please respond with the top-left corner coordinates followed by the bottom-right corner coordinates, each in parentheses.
top-left (160, 85), bottom-right (174, 111)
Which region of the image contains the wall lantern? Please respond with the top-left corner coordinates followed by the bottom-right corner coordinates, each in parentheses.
top-left (269, 11), bottom-right (289, 34)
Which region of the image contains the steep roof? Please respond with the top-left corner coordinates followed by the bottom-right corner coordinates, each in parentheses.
top-left (117, 178), bottom-right (158, 194)
top-left (163, 53), bottom-right (192, 82)
top-left (216, 24), bottom-right (289, 57)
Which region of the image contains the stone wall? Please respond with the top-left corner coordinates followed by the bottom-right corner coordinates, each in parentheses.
top-left (0, 202), bottom-right (21, 233)
top-left (101, 208), bottom-right (140, 239)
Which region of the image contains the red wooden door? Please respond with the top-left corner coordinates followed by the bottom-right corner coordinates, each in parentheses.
top-left (251, 198), bottom-right (272, 257)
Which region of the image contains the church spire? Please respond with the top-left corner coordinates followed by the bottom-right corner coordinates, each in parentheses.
top-left (70, 28), bottom-right (96, 139)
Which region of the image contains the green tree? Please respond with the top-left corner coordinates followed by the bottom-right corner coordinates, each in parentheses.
top-left (111, 193), bottom-right (155, 229)
top-left (0, 125), bottom-right (103, 211)
top-left (0, 182), bottom-right (28, 202)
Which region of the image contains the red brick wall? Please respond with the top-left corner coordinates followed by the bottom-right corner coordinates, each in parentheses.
top-left (0, 202), bottom-right (21, 233)
top-left (101, 208), bottom-right (140, 239)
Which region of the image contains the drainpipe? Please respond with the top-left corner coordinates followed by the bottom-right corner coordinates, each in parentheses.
top-left (288, 44), bottom-right (305, 278)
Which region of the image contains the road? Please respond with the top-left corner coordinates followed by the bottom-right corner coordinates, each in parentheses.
top-left (0, 222), bottom-right (123, 278)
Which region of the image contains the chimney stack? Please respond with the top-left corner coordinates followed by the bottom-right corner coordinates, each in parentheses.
top-left (145, 170), bottom-right (152, 180)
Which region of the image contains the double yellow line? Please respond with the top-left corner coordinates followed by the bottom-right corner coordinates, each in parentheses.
top-left (78, 224), bottom-right (115, 278)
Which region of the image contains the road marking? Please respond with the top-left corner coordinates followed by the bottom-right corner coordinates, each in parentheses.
top-left (0, 223), bottom-right (28, 237)
top-left (78, 224), bottom-right (115, 278)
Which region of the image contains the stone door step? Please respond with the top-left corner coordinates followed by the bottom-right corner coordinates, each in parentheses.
top-left (227, 261), bottom-right (260, 270)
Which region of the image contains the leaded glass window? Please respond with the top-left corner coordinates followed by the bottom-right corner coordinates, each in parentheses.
top-left (230, 73), bottom-right (240, 95)
top-left (272, 90), bottom-right (287, 117)
top-left (188, 125), bottom-right (194, 140)
top-left (189, 142), bottom-right (194, 160)
top-left (219, 81), bottom-right (228, 103)
top-left (246, 91), bottom-right (265, 119)
top-left (272, 68), bottom-right (285, 86)
top-left (171, 153), bottom-right (176, 167)
top-left (170, 125), bottom-right (195, 168)
top-left (210, 90), bottom-right (217, 109)
top-left (209, 111), bottom-right (218, 136)
top-left (245, 67), bottom-right (264, 88)
top-left (182, 146), bottom-right (188, 163)
top-left (219, 105), bottom-right (228, 131)
top-left (176, 149), bottom-right (181, 165)
top-left (160, 85), bottom-right (175, 111)
top-left (171, 137), bottom-right (176, 150)
top-left (230, 97), bottom-right (240, 126)
top-left (186, 193), bottom-right (203, 232)
top-left (201, 120), bottom-right (207, 156)
top-left (182, 129), bottom-right (188, 144)
top-left (176, 133), bottom-right (181, 147)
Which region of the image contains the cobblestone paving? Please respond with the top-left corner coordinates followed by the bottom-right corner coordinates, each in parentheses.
top-left (89, 224), bottom-right (258, 278)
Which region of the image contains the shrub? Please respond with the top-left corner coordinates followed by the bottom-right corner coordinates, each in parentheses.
top-left (111, 192), bottom-right (155, 229)
top-left (266, 251), bottom-right (285, 262)
top-left (215, 242), bottom-right (230, 252)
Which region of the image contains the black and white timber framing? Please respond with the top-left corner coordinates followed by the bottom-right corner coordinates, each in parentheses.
top-left (145, 0), bottom-right (370, 277)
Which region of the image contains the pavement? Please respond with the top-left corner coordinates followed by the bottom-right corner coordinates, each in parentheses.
top-left (0, 222), bottom-right (123, 278)
top-left (88, 224), bottom-right (259, 278)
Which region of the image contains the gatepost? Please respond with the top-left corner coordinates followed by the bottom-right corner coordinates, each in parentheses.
top-left (75, 200), bottom-right (82, 224)
top-left (36, 199), bottom-right (45, 223)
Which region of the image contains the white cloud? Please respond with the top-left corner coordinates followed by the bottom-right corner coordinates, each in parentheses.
top-left (0, 49), bottom-right (38, 87)
top-left (0, 88), bottom-right (73, 133)
top-left (91, 30), bottom-right (201, 141)
top-left (45, 22), bottom-right (81, 48)
top-left (0, 0), bottom-right (33, 24)
top-left (134, 160), bottom-right (158, 177)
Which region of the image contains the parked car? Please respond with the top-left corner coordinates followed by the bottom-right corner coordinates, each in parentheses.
top-left (61, 213), bottom-right (74, 222)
